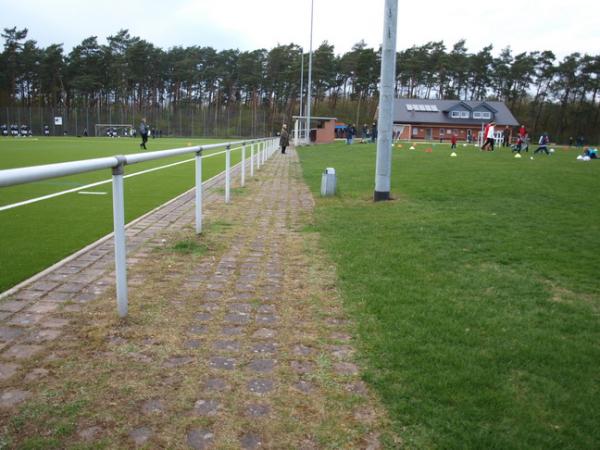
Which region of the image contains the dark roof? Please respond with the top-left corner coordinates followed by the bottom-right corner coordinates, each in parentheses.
top-left (394, 99), bottom-right (519, 126)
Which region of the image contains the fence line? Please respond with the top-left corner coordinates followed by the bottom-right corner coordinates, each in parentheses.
top-left (0, 137), bottom-right (278, 317)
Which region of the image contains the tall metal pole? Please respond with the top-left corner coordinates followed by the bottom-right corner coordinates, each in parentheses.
top-left (299, 48), bottom-right (305, 141)
top-left (195, 149), bottom-right (203, 234)
top-left (306, 0), bottom-right (314, 144)
top-left (374, 0), bottom-right (398, 201)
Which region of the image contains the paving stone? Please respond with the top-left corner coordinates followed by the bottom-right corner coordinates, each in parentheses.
top-left (203, 377), bottom-right (229, 392)
top-left (240, 433), bottom-right (263, 449)
top-left (246, 403), bottom-right (271, 417)
top-left (229, 303), bottom-right (253, 313)
top-left (0, 389), bottom-right (31, 408)
top-left (256, 314), bottom-right (277, 325)
top-left (247, 379), bottom-right (274, 395)
top-left (8, 312), bottom-right (46, 327)
top-left (198, 302), bottom-right (220, 312)
top-left (330, 332), bottom-right (352, 342)
top-left (224, 312), bottom-right (250, 325)
top-left (78, 426), bottom-right (103, 441)
top-left (252, 328), bottom-right (275, 339)
top-left (43, 291), bottom-right (74, 302)
top-left (294, 380), bottom-right (313, 393)
top-left (28, 280), bottom-right (60, 291)
top-left (329, 345), bottom-right (355, 360)
top-left (63, 304), bottom-right (83, 313)
top-left (257, 305), bottom-right (275, 314)
top-left (25, 302), bottom-right (60, 314)
top-left (209, 356), bottom-right (236, 370)
top-left (184, 339), bottom-right (202, 349)
top-left (189, 325), bottom-right (208, 335)
top-left (12, 290), bottom-right (44, 301)
top-left (187, 428), bottom-right (214, 449)
top-left (290, 361), bottom-right (315, 374)
top-left (24, 368), bottom-right (49, 382)
top-left (334, 362), bottom-right (359, 376)
top-left (211, 338), bottom-right (241, 351)
top-left (193, 399), bottom-right (220, 416)
top-left (25, 328), bottom-right (62, 343)
top-left (0, 362), bottom-right (20, 381)
top-left (345, 381), bottom-right (369, 396)
top-left (0, 326), bottom-right (25, 341)
top-left (293, 344), bottom-right (313, 356)
top-left (248, 359), bottom-right (276, 373)
top-left (141, 398), bottom-right (166, 415)
top-left (222, 326), bottom-right (244, 336)
top-left (39, 318), bottom-right (70, 328)
top-left (251, 342), bottom-right (277, 354)
top-left (3, 344), bottom-right (44, 360)
top-left (0, 312), bottom-right (10, 321)
top-left (0, 300), bottom-right (28, 313)
top-left (195, 312), bottom-right (212, 322)
top-left (129, 427), bottom-right (153, 447)
top-left (163, 356), bottom-right (194, 368)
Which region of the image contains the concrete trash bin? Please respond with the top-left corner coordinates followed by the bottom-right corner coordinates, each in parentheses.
top-left (320, 167), bottom-right (336, 196)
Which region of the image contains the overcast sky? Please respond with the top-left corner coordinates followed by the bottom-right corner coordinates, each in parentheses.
top-left (1, 0), bottom-right (598, 59)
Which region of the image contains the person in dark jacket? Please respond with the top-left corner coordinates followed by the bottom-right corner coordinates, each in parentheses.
top-left (139, 118), bottom-right (148, 149)
top-left (279, 124), bottom-right (289, 154)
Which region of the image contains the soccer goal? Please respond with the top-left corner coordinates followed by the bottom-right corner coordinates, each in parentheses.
top-left (94, 123), bottom-right (134, 137)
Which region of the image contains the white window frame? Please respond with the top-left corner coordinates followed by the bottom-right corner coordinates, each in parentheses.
top-left (450, 111), bottom-right (461, 118)
top-left (473, 111), bottom-right (492, 120)
top-left (460, 111), bottom-right (470, 118)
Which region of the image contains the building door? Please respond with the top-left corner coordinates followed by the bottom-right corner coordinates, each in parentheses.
top-left (426, 128), bottom-right (433, 140)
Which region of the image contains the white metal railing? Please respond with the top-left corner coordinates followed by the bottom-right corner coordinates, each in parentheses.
top-left (0, 137), bottom-right (279, 317)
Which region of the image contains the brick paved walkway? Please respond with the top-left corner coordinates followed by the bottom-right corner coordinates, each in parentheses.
top-left (0, 149), bottom-right (389, 448)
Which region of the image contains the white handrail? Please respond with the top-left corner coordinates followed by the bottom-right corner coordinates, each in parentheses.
top-left (0, 137), bottom-right (278, 318)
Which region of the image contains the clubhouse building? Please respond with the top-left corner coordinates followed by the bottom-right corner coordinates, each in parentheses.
top-left (392, 99), bottom-right (519, 142)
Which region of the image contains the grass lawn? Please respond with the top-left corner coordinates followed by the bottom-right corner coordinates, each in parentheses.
top-left (0, 137), bottom-right (251, 292)
top-left (298, 141), bottom-right (600, 449)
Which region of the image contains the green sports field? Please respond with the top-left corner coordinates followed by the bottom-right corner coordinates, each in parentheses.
top-left (0, 136), bottom-right (246, 292)
top-left (298, 142), bottom-right (599, 449)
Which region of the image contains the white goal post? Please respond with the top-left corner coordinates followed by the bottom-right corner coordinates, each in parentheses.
top-left (94, 123), bottom-right (134, 137)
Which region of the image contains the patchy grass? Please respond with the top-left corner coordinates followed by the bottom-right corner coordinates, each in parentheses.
top-left (298, 142), bottom-right (600, 449)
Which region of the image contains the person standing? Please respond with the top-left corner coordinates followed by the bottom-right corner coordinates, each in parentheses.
top-left (346, 124), bottom-right (355, 145)
top-left (481, 121), bottom-right (496, 151)
top-left (450, 133), bottom-right (457, 149)
top-left (370, 122), bottom-right (377, 143)
top-left (534, 133), bottom-right (550, 155)
top-left (139, 118), bottom-right (148, 150)
top-left (502, 126), bottom-right (511, 147)
top-left (519, 124), bottom-right (527, 139)
top-left (279, 124), bottom-right (289, 154)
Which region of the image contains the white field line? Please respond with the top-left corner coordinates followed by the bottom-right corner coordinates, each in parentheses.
top-left (0, 147), bottom-right (238, 212)
top-left (78, 191), bottom-right (107, 195)
top-left (0, 155), bottom-right (250, 300)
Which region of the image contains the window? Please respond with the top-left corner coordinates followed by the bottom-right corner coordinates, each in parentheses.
top-left (473, 111), bottom-right (492, 120)
top-left (412, 127), bottom-right (419, 136)
top-left (460, 111), bottom-right (470, 118)
top-left (450, 111), bottom-right (461, 118)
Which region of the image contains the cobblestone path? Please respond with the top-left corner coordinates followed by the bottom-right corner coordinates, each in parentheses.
top-left (0, 149), bottom-right (391, 448)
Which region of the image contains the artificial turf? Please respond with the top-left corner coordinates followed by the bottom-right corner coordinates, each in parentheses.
top-left (0, 136), bottom-right (251, 291)
top-left (298, 141), bottom-right (599, 449)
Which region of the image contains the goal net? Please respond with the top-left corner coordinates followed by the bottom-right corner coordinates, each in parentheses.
top-left (94, 123), bottom-right (134, 137)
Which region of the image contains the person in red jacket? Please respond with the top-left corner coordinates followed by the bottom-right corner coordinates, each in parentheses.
top-left (451, 133), bottom-right (457, 149)
top-left (519, 124), bottom-right (527, 138)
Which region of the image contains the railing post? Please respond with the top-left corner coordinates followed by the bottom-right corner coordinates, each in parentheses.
top-left (257, 142), bottom-right (261, 170)
top-left (225, 144), bottom-right (231, 203)
top-left (262, 141), bottom-right (266, 164)
top-left (250, 143), bottom-right (255, 177)
top-left (111, 156), bottom-right (128, 318)
top-left (195, 148), bottom-right (203, 234)
top-left (241, 143), bottom-right (246, 187)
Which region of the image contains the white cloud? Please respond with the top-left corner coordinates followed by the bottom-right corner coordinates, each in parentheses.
top-left (0, 0), bottom-right (598, 58)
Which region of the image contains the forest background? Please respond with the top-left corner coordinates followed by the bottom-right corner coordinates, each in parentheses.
top-left (1, 27), bottom-right (599, 143)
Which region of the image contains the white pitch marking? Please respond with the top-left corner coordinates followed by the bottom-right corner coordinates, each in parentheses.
top-left (0, 146), bottom-right (239, 212)
top-left (78, 191), bottom-right (107, 195)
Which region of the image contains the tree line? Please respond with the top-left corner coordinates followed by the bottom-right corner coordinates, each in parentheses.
top-left (1, 27), bottom-right (599, 142)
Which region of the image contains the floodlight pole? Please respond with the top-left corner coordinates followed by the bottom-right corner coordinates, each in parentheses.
top-left (306, 0), bottom-right (314, 144)
top-left (299, 47), bottom-right (305, 141)
top-left (374, 0), bottom-right (398, 201)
